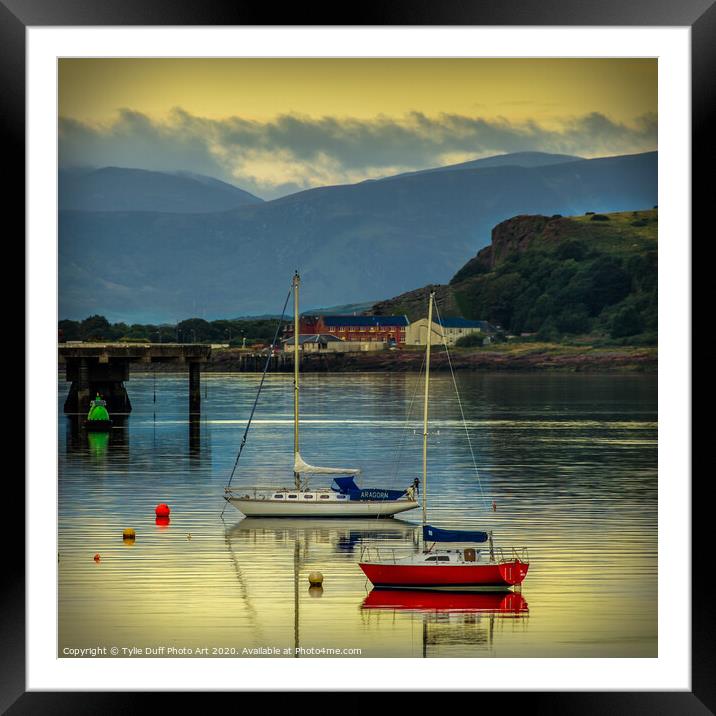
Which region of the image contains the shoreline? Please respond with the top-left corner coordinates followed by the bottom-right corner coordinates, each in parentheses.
top-left (57, 343), bottom-right (657, 375)
top-left (152, 343), bottom-right (657, 373)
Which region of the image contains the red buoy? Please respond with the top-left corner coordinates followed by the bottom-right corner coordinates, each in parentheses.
top-left (155, 515), bottom-right (170, 527)
top-left (93, 553), bottom-right (101, 562)
top-left (155, 503), bottom-right (171, 518)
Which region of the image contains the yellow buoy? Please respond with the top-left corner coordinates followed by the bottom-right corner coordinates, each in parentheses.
top-left (308, 571), bottom-right (324, 586)
top-left (123, 528), bottom-right (136, 545)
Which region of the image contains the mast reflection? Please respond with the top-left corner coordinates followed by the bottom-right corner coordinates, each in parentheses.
top-left (361, 589), bottom-right (528, 657)
top-left (224, 518), bottom-right (419, 657)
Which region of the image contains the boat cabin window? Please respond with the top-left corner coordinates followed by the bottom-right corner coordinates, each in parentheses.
top-left (337, 495), bottom-right (346, 500)
top-left (425, 556), bottom-right (439, 562)
top-left (304, 494), bottom-right (314, 499)
top-left (288, 494), bottom-right (298, 499)
top-left (438, 556), bottom-right (450, 562)
top-left (274, 494), bottom-right (284, 499)
top-left (320, 495), bottom-right (330, 499)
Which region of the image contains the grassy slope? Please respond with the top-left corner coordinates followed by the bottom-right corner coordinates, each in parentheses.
top-left (552, 209), bottom-right (657, 255)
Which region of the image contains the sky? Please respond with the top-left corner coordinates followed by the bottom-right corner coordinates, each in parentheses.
top-left (59, 58), bottom-right (657, 200)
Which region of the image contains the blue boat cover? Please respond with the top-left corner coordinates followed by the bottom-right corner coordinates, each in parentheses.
top-left (332, 476), bottom-right (359, 492)
top-left (423, 525), bottom-right (489, 543)
top-left (332, 476), bottom-right (407, 502)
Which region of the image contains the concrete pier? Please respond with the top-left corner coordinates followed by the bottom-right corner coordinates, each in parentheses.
top-left (60, 343), bottom-right (211, 414)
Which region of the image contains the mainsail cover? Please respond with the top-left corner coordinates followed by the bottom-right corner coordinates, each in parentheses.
top-left (332, 476), bottom-right (407, 501)
top-left (423, 525), bottom-right (489, 543)
top-left (293, 451), bottom-right (360, 475)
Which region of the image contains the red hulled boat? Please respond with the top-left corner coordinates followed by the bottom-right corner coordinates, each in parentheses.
top-left (358, 291), bottom-right (529, 592)
top-left (359, 526), bottom-right (529, 591)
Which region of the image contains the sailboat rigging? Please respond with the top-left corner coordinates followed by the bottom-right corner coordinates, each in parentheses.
top-left (359, 291), bottom-right (529, 590)
top-left (224, 271), bottom-right (419, 518)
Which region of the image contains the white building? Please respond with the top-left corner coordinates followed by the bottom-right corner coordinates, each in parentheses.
top-left (406, 317), bottom-right (494, 346)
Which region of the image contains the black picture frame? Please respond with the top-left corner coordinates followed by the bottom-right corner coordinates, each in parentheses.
top-left (7, 1), bottom-right (705, 711)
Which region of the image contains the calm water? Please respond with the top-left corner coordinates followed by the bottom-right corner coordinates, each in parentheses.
top-left (58, 371), bottom-right (657, 658)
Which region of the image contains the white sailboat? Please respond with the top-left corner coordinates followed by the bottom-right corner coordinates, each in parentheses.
top-left (224, 272), bottom-right (419, 518)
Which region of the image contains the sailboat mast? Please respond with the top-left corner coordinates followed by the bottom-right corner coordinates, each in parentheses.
top-left (422, 292), bottom-right (434, 528)
top-left (293, 271), bottom-right (301, 489)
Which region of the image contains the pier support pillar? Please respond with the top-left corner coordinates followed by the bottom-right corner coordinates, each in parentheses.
top-left (63, 357), bottom-right (131, 414)
top-left (77, 358), bottom-right (90, 413)
top-left (189, 361), bottom-right (201, 415)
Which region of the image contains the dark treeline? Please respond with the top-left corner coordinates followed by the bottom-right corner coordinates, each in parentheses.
top-left (58, 315), bottom-right (284, 346)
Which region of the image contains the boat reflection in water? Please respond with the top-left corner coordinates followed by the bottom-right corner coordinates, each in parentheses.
top-left (363, 589), bottom-right (528, 612)
top-left (224, 518), bottom-right (419, 657)
top-left (361, 589), bottom-right (529, 657)
top-left (228, 518), bottom-right (419, 553)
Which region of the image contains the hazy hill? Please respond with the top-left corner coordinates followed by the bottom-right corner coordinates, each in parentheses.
top-left (59, 151), bottom-right (657, 323)
top-left (370, 150), bottom-right (582, 182)
top-left (59, 167), bottom-right (263, 213)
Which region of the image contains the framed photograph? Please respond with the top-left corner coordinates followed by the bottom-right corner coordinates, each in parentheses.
top-left (9, 0), bottom-right (706, 709)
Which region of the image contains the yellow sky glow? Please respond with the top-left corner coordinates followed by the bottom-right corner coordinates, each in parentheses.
top-left (59, 58), bottom-right (657, 125)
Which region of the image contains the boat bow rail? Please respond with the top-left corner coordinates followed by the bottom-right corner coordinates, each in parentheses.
top-left (494, 546), bottom-right (530, 565)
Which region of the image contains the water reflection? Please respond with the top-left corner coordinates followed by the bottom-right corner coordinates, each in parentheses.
top-left (224, 518), bottom-right (419, 657)
top-left (228, 517), bottom-right (420, 551)
top-left (63, 413), bottom-right (210, 463)
top-left (362, 589), bottom-right (528, 612)
top-left (223, 518), bottom-right (530, 657)
top-left (189, 415), bottom-right (201, 458)
top-left (58, 372), bottom-right (657, 658)
top-left (65, 415), bottom-right (129, 456)
top-left (362, 590), bottom-right (529, 657)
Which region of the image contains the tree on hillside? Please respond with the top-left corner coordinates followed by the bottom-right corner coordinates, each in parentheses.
top-left (584, 256), bottom-right (632, 315)
top-left (610, 306), bottom-right (645, 338)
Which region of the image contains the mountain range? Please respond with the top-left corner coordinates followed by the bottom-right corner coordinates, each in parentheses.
top-left (59, 167), bottom-right (262, 213)
top-left (59, 150), bottom-right (657, 323)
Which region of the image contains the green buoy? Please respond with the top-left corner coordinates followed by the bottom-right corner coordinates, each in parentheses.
top-left (86, 393), bottom-right (112, 431)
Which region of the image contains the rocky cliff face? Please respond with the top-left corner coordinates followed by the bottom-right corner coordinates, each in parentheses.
top-left (452, 213), bottom-right (579, 282)
top-left (491, 215), bottom-right (551, 265)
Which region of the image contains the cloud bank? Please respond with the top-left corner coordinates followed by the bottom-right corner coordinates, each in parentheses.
top-left (59, 108), bottom-right (657, 199)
